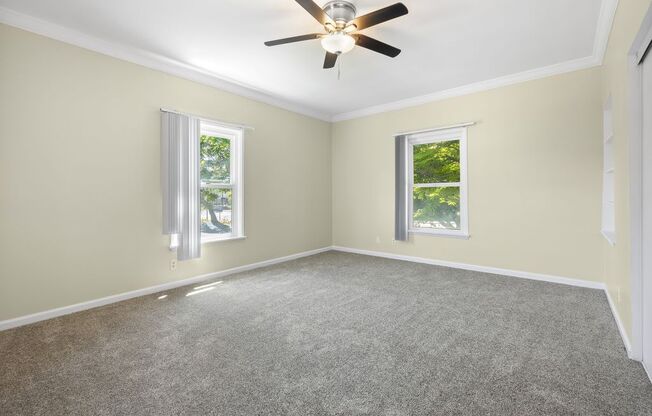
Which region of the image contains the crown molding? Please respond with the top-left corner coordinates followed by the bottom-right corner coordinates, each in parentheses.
top-left (0, 1), bottom-right (619, 124)
top-left (331, 55), bottom-right (601, 122)
top-left (331, 0), bottom-right (619, 122)
top-left (0, 6), bottom-right (332, 122)
top-left (594, 0), bottom-right (619, 64)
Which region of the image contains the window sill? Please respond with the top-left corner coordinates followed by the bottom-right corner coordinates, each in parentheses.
top-left (601, 230), bottom-right (616, 246)
top-left (169, 235), bottom-right (246, 250)
top-left (202, 235), bottom-right (246, 245)
top-left (409, 229), bottom-right (470, 240)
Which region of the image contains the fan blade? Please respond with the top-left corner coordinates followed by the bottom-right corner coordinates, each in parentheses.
top-left (354, 34), bottom-right (401, 57)
top-left (349, 3), bottom-right (408, 31)
top-left (323, 52), bottom-right (338, 69)
top-left (295, 0), bottom-right (332, 25)
top-left (264, 33), bottom-right (322, 46)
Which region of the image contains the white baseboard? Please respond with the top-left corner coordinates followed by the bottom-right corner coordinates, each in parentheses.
top-left (604, 287), bottom-right (633, 357)
top-left (644, 362), bottom-right (652, 384)
top-left (0, 246), bottom-right (331, 331)
top-left (0, 244), bottom-right (635, 366)
top-left (329, 246), bottom-right (644, 359)
top-left (331, 246), bottom-right (605, 289)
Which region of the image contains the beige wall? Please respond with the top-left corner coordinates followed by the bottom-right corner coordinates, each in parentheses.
top-left (2, 6), bottom-right (649, 326)
top-left (332, 68), bottom-right (605, 282)
top-left (601, 0), bottom-right (652, 339)
top-left (0, 24), bottom-right (332, 321)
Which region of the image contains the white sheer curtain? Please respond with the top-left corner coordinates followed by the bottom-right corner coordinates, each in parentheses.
top-left (161, 111), bottom-right (201, 260)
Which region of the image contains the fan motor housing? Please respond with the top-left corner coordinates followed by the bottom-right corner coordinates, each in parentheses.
top-left (323, 1), bottom-right (356, 25)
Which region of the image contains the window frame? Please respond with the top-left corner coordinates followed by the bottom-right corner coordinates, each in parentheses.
top-left (407, 126), bottom-right (469, 239)
top-left (199, 120), bottom-right (244, 244)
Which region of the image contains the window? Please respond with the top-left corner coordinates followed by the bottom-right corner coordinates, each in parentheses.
top-left (199, 120), bottom-right (244, 243)
top-left (407, 127), bottom-right (468, 238)
top-left (601, 96), bottom-right (615, 245)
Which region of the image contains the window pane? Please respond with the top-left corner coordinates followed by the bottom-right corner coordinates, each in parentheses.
top-left (412, 186), bottom-right (460, 230)
top-left (413, 140), bottom-right (460, 183)
top-left (200, 188), bottom-right (232, 237)
top-left (200, 135), bottom-right (230, 184)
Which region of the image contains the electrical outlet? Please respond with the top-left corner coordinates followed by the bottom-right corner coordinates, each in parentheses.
top-left (375, 236), bottom-right (381, 244)
top-left (170, 259), bottom-right (177, 271)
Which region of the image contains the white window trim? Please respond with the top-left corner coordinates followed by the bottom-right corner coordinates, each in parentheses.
top-left (601, 95), bottom-right (616, 246)
top-left (169, 119), bottom-right (245, 250)
top-left (200, 120), bottom-right (244, 244)
top-left (407, 127), bottom-right (469, 239)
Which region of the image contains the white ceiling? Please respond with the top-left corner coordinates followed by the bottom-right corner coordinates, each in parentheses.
top-left (0, 0), bottom-right (616, 121)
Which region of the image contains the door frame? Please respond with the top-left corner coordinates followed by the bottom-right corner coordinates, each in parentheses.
top-left (628, 4), bottom-right (652, 365)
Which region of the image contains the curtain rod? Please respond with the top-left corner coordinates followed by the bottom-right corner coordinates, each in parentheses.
top-left (160, 108), bottom-right (254, 131)
top-left (394, 121), bottom-right (476, 137)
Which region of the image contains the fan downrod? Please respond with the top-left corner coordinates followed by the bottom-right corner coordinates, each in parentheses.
top-left (323, 1), bottom-right (357, 29)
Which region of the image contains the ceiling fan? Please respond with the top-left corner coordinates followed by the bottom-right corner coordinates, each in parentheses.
top-left (264, 0), bottom-right (408, 69)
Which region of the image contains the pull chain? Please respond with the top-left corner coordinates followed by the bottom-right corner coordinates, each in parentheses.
top-left (337, 56), bottom-right (342, 80)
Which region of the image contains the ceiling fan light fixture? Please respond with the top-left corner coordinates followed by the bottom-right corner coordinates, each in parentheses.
top-left (321, 32), bottom-right (355, 55)
top-left (343, 23), bottom-right (357, 33)
top-left (264, 1), bottom-right (408, 68)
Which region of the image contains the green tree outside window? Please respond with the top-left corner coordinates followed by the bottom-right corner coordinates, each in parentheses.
top-left (200, 135), bottom-right (232, 234)
top-left (412, 140), bottom-right (461, 230)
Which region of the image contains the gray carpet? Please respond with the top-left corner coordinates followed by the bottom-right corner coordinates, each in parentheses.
top-left (1, 252), bottom-right (651, 415)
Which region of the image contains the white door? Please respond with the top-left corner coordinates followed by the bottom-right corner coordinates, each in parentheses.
top-left (642, 53), bottom-right (652, 371)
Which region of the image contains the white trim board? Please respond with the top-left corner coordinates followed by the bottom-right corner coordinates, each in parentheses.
top-left (331, 246), bottom-right (605, 289)
top-left (626, 0), bottom-right (652, 368)
top-left (0, 246), bottom-right (331, 332)
top-left (331, 245), bottom-right (639, 359)
top-left (0, 245), bottom-right (635, 364)
top-left (331, 0), bottom-right (619, 122)
top-left (605, 286), bottom-right (633, 357)
top-left (0, 6), bottom-right (331, 122)
top-left (331, 56), bottom-right (601, 122)
top-left (0, 1), bottom-right (618, 123)
top-left (594, 0), bottom-right (620, 63)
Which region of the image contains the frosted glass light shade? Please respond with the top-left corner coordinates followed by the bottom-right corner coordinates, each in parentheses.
top-left (321, 33), bottom-right (355, 55)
